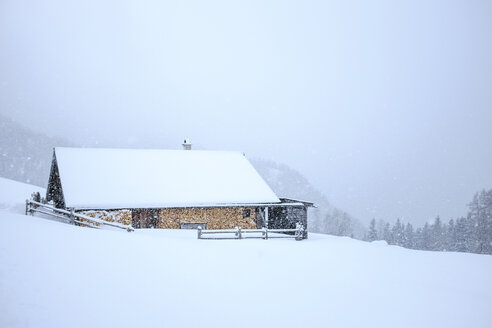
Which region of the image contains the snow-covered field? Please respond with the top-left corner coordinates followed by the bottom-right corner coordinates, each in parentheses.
top-left (1, 178), bottom-right (492, 328)
top-left (0, 177), bottom-right (44, 213)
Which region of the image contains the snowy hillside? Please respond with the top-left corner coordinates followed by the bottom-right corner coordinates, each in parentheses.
top-left (0, 114), bottom-right (74, 187)
top-left (252, 159), bottom-right (366, 238)
top-left (0, 177), bottom-right (45, 213)
top-left (1, 180), bottom-right (491, 328)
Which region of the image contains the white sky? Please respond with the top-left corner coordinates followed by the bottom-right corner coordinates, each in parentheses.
top-left (1, 0), bottom-right (491, 225)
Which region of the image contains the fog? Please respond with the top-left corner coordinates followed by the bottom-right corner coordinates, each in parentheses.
top-left (1, 0), bottom-right (491, 225)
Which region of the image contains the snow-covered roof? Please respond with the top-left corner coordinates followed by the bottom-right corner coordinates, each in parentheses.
top-left (53, 147), bottom-right (280, 209)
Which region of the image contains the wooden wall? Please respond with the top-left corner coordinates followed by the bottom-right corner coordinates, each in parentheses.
top-left (77, 207), bottom-right (258, 230)
top-left (158, 207), bottom-right (257, 229)
top-left (76, 205), bottom-right (308, 238)
top-left (78, 210), bottom-right (132, 226)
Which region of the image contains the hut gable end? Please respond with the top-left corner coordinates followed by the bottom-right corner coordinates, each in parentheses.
top-left (46, 150), bottom-right (65, 208)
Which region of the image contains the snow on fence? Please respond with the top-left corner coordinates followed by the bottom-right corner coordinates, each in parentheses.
top-left (197, 223), bottom-right (305, 241)
top-left (25, 199), bottom-right (134, 232)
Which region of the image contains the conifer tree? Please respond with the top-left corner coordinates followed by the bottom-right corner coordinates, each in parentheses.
top-left (468, 190), bottom-right (492, 254)
top-left (454, 217), bottom-right (471, 253)
top-left (421, 223), bottom-right (431, 250)
top-left (403, 223), bottom-right (415, 249)
top-left (392, 218), bottom-right (405, 246)
top-left (414, 227), bottom-right (422, 249)
top-left (446, 219), bottom-right (456, 252)
top-left (430, 216), bottom-right (444, 251)
top-left (376, 219), bottom-right (387, 241)
top-left (367, 218), bottom-right (378, 241)
top-left (383, 222), bottom-right (393, 244)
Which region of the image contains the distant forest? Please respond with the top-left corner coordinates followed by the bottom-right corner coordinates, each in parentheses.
top-left (366, 189), bottom-right (492, 255)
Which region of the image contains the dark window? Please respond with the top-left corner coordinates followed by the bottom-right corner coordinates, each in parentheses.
top-left (243, 209), bottom-right (251, 218)
top-left (132, 209), bottom-right (158, 229)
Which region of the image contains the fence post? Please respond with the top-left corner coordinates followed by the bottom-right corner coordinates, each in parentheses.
top-left (265, 207), bottom-right (269, 229)
top-left (197, 226), bottom-right (202, 239)
top-left (70, 209), bottom-right (75, 225)
top-left (262, 226), bottom-right (268, 240)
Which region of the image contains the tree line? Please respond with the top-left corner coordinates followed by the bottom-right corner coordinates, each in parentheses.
top-left (365, 189), bottom-right (492, 255)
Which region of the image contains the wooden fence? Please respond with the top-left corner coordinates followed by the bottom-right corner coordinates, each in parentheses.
top-left (25, 199), bottom-right (134, 232)
top-left (197, 223), bottom-right (305, 241)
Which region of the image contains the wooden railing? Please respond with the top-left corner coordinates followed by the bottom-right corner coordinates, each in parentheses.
top-left (197, 223), bottom-right (305, 241)
top-left (25, 199), bottom-right (134, 232)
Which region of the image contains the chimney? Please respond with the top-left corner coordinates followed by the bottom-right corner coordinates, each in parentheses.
top-left (182, 139), bottom-right (192, 150)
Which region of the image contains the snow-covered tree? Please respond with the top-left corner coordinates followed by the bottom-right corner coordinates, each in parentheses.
top-left (454, 217), bottom-right (472, 253)
top-left (468, 190), bottom-right (492, 254)
top-left (403, 222), bottom-right (415, 249)
top-left (392, 218), bottom-right (405, 246)
top-left (382, 222), bottom-right (393, 244)
top-left (367, 218), bottom-right (378, 241)
top-left (420, 223), bottom-right (431, 250)
top-left (430, 216), bottom-right (445, 251)
top-left (445, 219), bottom-right (456, 252)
